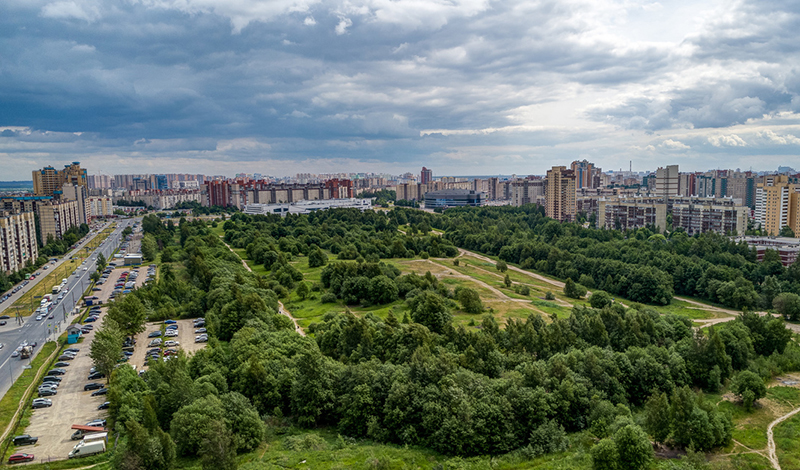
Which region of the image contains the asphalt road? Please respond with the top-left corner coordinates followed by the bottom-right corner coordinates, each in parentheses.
top-left (0, 218), bottom-right (138, 400)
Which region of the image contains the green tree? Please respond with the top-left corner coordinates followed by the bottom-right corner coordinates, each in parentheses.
top-left (773, 292), bottom-right (800, 321)
top-left (591, 438), bottom-right (619, 470)
top-left (106, 295), bottom-right (147, 338)
top-left (410, 291), bottom-right (452, 334)
top-left (222, 392), bottom-right (265, 452)
top-left (308, 247), bottom-right (328, 268)
top-left (564, 278), bottom-right (587, 299)
top-left (456, 287), bottom-right (483, 314)
top-left (496, 260), bottom-right (508, 272)
top-left (296, 281), bottom-right (310, 300)
top-left (779, 226), bottom-right (796, 237)
top-left (731, 371), bottom-right (767, 411)
top-left (504, 274), bottom-right (512, 288)
top-left (644, 392), bottom-right (671, 443)
top-left (90, 318), bottom-right (123, 380)
top-left (170, 395), bottom-right (226, 455)
top-left (614, 424), bottom-right (653, 470)
top-left (291, 350), bottom-right (338, 426)
top-left (96, 252), bottom-right (107, 271)
top-left (589, 291), bottom-right (613, 309)
top-left (368, 275), bottom-right (399, 304)
top-left (141, 233), bottom-right (158, 262)
top-left (199, 419), bottom-right (237, 470)
top-left (90, 271), bottom-right (101, 283)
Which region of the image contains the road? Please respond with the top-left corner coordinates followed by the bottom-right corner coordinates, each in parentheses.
top-left (0, 218), bottom-right (138, 400)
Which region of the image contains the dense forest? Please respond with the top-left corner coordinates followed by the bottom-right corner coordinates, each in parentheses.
top-left (99, 208), bottom-right (800, 470)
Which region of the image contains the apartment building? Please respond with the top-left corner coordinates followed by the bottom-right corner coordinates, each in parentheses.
top-left (654, 165), bottom-right (679, 198)
top-left (672, 198), bottom-right (748, 235)
top-left (597, 198), bottom-right (667, 231)
top-left (510, 178), bottom-right (544, 206)
top-left (0, 211), bottom-right (38, 274)
top-left (37, 199), bottom-right (81, 242)
top-left (755, 175), bottom-right (799, 235)
top-left (544, 166), bottom-right (576, 222)
top-left (32, 162), bottom-right (87, 196)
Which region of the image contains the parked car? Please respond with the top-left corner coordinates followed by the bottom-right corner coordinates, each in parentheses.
top-left (195, 328), bottom-right (207, 333)
top-left (164, 320), bottom-right (177, 324)
top-left (164, 340), bottom-right (179, 347)
top-left (195, 335), bottom-right (208, 343)
top-left (47, 368), bottom-right (66, 375)
top-left (148, 339), bottom-right (162, 347)
top-left (87, 372), bottom-right (105, 380)
top-left (147, 331), bottom-right (161, 338)
top-left (165, 324), bottom-right (178, 330)
top-left (38, 388), bottom-right (57, 397)
top-left (86, 419), bottom-right (107, 427)
top-left (8, 453), bottom-right (35, 464)
top-left (58, 354), bottom-right (75, 361)
top-left (84, 383), bottom-right (104, 391)
top-left (54, 361), bottom-right (70, 368)
top-left (97, 401), bottom-right (111, 410)
top-left (91, 388), bottom-right (108, 396)
top-left (12, 435), bottom-right (38, 446)
top-left (42, 376), bottom-right (62, 383)
top-left (65, 348), bottom-right (80, 353)
top-left (31, 399), bottom-right (52, 409)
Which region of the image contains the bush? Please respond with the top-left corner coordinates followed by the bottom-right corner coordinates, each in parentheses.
top-left (731, 370), bottom-right (767, 410)
top-left (589, 291), bottom-right (613, 309)
top-left (321, 293), bottom-right (337, 303)
top-left (564, 279), bottom-right (587, 299)
top-left (496, 260), bottom-right (508, 272)
top-left (545, 291), bottom-right (555, 300)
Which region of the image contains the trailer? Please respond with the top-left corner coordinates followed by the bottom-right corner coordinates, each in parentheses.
top-left (52, 285), bottom-right (62, 295)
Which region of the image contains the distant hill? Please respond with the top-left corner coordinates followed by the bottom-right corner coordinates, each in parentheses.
top-left (0, 181), bottom-right (33, 190)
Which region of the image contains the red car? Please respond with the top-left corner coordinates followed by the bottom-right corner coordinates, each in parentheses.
top-left (8, 453), bottom-right (34, 463)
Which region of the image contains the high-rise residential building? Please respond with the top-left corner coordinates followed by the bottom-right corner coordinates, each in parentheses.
top-left (597, 198), bottom-right (667, 231)
top-left (654, 165), bottom-right (679, 198)
top-left (510, 178), bottom-right (544, 206)
top-left (545, 166), bottom-right (576, 222)
top-left (61, 183), bottom-right (89, 224)
top-left (37, 199), bottom-right (81, 242)
top-left (420, 167), bottom-right (433, 185)
top-left (754, 175), bottom-right (799, 235)
top-left (0, 211), bottom-right (38, 274)
top-left (672, 199), bottom-right (748, 235)
top-left (571, 160), bottom-right (595, 189)
top-left (32, 162), bottom-right (87, 196)
top-left (87, 174), bottom-right (112, 190)
top-left (87, 196), bottom-right (113, 218)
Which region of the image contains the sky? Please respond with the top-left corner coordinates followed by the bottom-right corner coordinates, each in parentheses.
top-left (1, 0), bottom-right (800, 179)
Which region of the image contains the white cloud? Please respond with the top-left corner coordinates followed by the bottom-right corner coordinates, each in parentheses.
top-left (757, 129), bottom-right (800, 145)
top-left (303, 16), bottom-right (316, 25)
top-left (334, 16), bottom-right (352, 35)
top-left (659, 139), bottom-right (690, 150)
top-left (708, 134), bottom-right (746, 147)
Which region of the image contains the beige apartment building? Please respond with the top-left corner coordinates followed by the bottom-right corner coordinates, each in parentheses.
top-left (0, 211), bottom-right (38, 274)
top-left (597, 198), bottom-right (667, 231)
top-left (38, 199), bottom-right (81, 242)
top-left (32, 162), bottom-right (87, 196)
top-left (545, 166), bottom-right (576, 221)
top-left (755, 175), bottom-right (800, 235)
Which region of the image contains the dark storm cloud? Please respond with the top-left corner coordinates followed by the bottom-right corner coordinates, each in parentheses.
top-left (2, 0), bottom-right (800, 177)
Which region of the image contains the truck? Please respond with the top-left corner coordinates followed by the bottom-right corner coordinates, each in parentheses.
top-left (68, 439), bottom-right (106, 458)
top-left (52, 285), bottom-right (62, 295)
top-left (20, 345), bottom-right (32, 359)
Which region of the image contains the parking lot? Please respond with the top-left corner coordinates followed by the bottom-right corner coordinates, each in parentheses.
top-left (131, 318), bottom-right (207, 373)
top-left (18, 261), bottom-right (153, 463)
top-left (23, 310), bottom-right (110, 462)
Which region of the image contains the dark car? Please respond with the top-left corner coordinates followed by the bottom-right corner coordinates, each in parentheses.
top-left (91, 388), bottom-right (109, 396)
top-left (84, 316), bottom-right (98, 323)
top-left (0, 315), bottom-right (9, 319)
top-left (0, 321), bottom-right (6, 326)
top-left (147, 331), bottom-right (161, 338)
top-left (8, 453), bottom-right (35, 464)
top-left (12, 435), bottom-right (38, 446)
top-left (42, 376), bottom-right (62, 383)
top-left (97, 401), bottom-right (110, 410)
top-left (87, 372), bottom-right (105, 380)
top-left (83, 382), bottom-right (104, 391)
top-left (54, 362), bottom-right (70, 367)
top-left (65, 348), bottom-right (80, 353)
top-left (58, 354), bottom-right (75, 361)
top-left (47, 368), bottom-right (66, 376)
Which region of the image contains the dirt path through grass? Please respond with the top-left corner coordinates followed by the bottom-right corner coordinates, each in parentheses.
top-left (220, 237), bottom-right (305, 336)
top-left (768, 406), bottom-right (800, 469)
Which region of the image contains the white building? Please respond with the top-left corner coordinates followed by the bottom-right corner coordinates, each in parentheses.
top-left (243, 198), bottom-right (372, 217)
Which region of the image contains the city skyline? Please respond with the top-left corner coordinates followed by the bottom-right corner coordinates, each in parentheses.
top-left (3, 0), bottom-right (800, 179)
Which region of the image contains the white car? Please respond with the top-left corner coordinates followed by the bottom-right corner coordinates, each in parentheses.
top-left (195, 335), bottom-right (208, 343)
top-left (165, 330), bottom-right (178, 337)
top-left (163, 340), bottom-right (179, 347)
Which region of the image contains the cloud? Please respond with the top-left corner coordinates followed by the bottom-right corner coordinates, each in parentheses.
top-left (708, 134), bottom-right (747, 147)
top-left (334, 16), bottom-right (351, 35)
top-left (2, 0), bottom-right (800, 178)
top-left (659, 139), bottom-right (690, 150)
